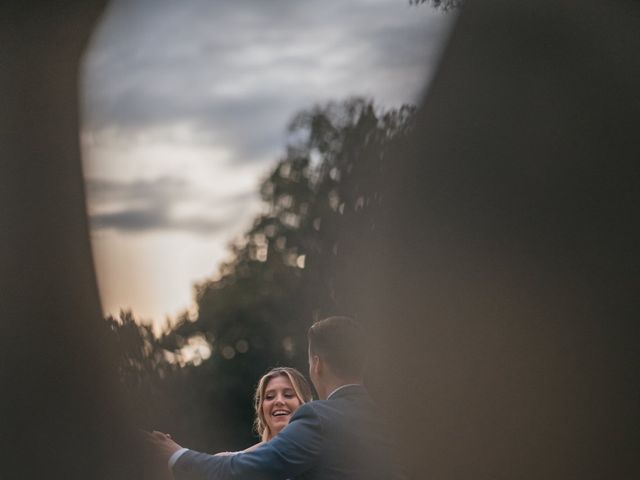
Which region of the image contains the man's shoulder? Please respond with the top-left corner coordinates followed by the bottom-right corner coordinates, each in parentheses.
top-left (288, 398), bottom-right (343, 427)
top-left (290, 399), bottom-right (326, 420)
top-left (291, 387), bottom-right (374, 421)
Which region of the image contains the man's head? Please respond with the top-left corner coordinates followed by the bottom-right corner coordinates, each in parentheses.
top-left (307, 316), bottom-right (367, 399)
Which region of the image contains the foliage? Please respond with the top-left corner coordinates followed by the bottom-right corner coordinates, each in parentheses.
top-left (105, 311), bottom-right (176, 427)
top-left (409, 0), bottom-right (463, 11)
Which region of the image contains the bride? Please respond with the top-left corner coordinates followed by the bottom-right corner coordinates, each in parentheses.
top-left (217, 367), bottom-right (313, 454)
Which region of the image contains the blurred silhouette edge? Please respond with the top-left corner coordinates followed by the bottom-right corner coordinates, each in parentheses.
top-left (361, 1), bottom-right (639, 479)
top-left (1, 2), bottom-right (156, 479)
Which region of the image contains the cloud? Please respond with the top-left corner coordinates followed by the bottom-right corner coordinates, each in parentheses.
top-left (83, 0), bottom-right (454, 165)
top-left (91, 205), bottom-right (228, 234)
top-left (86, 177), bottom-right (258, 235)
top-left (87, 176), bottom-right (188, 203)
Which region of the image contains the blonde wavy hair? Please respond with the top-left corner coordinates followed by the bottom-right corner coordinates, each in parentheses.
top-left (253, 367), bottom-right (313, 441)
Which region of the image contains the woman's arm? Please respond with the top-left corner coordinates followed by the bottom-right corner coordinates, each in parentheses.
top-left (213, 441), bottom-right (264, 456)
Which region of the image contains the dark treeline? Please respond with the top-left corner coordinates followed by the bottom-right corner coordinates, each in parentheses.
top-left (107, 98), bottom-right (417, 452)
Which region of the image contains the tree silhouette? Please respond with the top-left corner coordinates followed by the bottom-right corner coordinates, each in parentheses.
top-left (167, 98), bottom-right (416, 362)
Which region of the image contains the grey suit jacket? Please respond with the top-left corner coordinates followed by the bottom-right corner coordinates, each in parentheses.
top-left (173, 385), bottom-right (402, 480)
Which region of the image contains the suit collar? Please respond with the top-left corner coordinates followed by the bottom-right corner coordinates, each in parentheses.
top-left (327, 383), bottom-right (366, 400)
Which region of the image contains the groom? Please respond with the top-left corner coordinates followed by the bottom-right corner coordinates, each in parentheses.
top-left (146, 316), bottom-right (401, 479)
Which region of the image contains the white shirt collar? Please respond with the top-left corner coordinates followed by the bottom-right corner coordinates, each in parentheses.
top-left (327, 383), bottom-right (362, 400)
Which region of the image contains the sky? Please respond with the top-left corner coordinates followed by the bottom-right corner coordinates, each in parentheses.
top-left (81, 0), bottom-right (456, 333)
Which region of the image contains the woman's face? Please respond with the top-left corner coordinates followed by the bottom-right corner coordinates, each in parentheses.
top-left (262, 375), bottom-right (302, 438)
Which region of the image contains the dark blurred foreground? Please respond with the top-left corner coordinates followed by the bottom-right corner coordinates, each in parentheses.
top-left (363, 2), bottom-right (639, 478)
top-left (1, 1), bottom-right (638, 479)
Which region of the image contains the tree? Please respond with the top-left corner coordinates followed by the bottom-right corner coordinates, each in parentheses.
top-left (105, 310), bottom-right (175, 426)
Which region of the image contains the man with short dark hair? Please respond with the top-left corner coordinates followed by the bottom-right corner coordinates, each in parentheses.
top-left (146, 316), bottom-right (401, 480)
top-left (306, 315), bottom-right (367, 398)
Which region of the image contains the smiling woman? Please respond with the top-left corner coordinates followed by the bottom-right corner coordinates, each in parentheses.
top-left (254, 368), bottom-right (313, 443)
top-left (212, 367), bottom-right (313, 456)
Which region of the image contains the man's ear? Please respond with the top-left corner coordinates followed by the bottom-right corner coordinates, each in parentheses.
top-left (311, 354), bottom-right (321, 374)
top-left (314, 355), bottom-right (323, 375)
